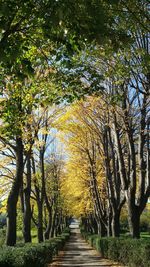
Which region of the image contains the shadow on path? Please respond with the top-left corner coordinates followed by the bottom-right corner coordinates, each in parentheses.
top-left (49, 219), bottom-right (124, 267)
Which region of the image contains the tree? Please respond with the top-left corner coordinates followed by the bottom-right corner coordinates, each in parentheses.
top-left (100, 6), bottom-right (150, 237)
top-left (56, 100), bottom-right (114, 236)
top-left (77, 97), bottom-right (126, 237)
top-left (26, 104), bottom-right (64, 242)
top-left (0, 68), bottom-right (59, 245)
top-left (0, 0), bottom-right (149, 245)
top-left (0, 79), bottom-right (25, 246)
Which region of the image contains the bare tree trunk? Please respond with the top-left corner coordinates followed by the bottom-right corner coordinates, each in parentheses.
top-left (37, 148), bottom-right (47, 242)
top-left (103, 126), bottom-right (125, 237)
top-left (37, 201), bottom-right (44, 242)
top-left (113, 87), bottom-right (149, 238)
top-left (44, 206), bottom-right (52, 240)
top-left (111, 210), bottom-right (120, 237)
top-left (6, 137), bottom-right (24, 246)
top-left (107, 202), bottom-right (112, 237)
top-left (50, 209), bottom-right (57, 237)
top-left (23, 156), bottom-right (32, 243)
top-left (91, 214), bottom-right (98, 234)
top-left (127, 203), bottom-right (140, 238)
top-left (97, 220), bottom-right (106, 237)
top-left (32, 156), bottom-right (44, 242)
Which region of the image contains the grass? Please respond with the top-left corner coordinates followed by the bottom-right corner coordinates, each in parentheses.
top-left (141, 232), bottom-right (150, 239)
top-left (0, 228), bottom-right (38, 246)
top-left (120, 232), bottom-right (150, 239)
top-left (0, 228), bottom-right (150, 247)
top-left (17, 229), bottom-right (38, 243)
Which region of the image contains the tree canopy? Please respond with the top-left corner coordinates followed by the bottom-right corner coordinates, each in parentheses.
top-left (0, 0), bottom-right (149, 246)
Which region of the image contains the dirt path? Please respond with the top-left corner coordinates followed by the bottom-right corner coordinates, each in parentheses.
top-left (49, 220), bottom-right (124, 267)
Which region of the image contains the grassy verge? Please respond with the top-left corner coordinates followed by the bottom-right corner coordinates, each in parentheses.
top-left (141, 232), bottom-right (150, 238)
top-left (0, 228), bottom-right (39, 246)
top-left (17, 229), bottom-right (38, 243)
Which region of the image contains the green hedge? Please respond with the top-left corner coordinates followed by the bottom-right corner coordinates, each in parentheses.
top-left (0, 230), bottom-right (70, 267)
top-left (81, 231), bottom-right (150, 267)
top-left (0, 228), bottom-right (6, 247)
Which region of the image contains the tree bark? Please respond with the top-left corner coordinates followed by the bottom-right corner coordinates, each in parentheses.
top-left (50, 210), bottom-right (57, 237)
top-left (37, 201), bottom-right (44, 242)
top-left (97, 219), bottom-right (106, 237)
top-left (103, 126), bottom-right (124, 237)
top-left (44, 206), bottom-right (52, 240)
top-left (111, 210), bottom-right (120, 237)
top-left (23, 156), bottom-right (32, 243)
top-left (6, 137), bottom-right (24, 246)
top-left (127, 205), bottom-right (140, 238)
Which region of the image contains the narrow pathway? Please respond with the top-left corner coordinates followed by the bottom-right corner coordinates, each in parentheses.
top-left (49, 220), bottom-right (124, 267)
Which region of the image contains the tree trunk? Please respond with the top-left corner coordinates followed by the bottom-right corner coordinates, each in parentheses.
top-left (36, 149), bottom-right (45, 242)
top-left (90, 215), bottom-right (98, 234)
top-left (57, 212), bottom-right (63, 235)
top-left (128, 206), bottom-right (140, 238)
top-left (23, 156), bottom-right (32, 243)
top-left (107, 219), bottom-right (112, 237)
top-left (44, 206), bottom-right (52, 240)
top-left (37, 201), bottom-right (44, 242)
top-left (6, 137), bottom-right (24, 246)
top-left (111, 210), bottom-right (120, 237)
top-left (97, 220), bottom-right (106, 237)
top-left (50, 210), bottom-right (57, 237)
top-left (55, 214), bottom-right (60, 236)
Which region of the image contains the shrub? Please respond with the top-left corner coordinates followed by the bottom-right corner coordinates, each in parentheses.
top-left (0, 228), bottom-right (6, 247)
top-left (0, 229), bottom-right (70, 267)
top-left (0, 214), bottom-right (6, 228)
top-left (81, 232), bottom-right (150, 267)
top-left (140, 213), bottom-right (150, 233)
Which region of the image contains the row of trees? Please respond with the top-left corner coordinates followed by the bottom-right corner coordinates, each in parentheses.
top-left (56, 8), bottom-right (150, 237)
top-left (0, 0), bottom-right (149, 245)
top-left (57, 0), bottom-right (150, 239)
top-left (58, 87), bottom-right (149, 239)
top-left (0, 71), bottom-right (69, 245)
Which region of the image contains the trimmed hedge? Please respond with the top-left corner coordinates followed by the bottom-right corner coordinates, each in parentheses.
top-left (81, 231), bottom-right (150, 267)
top-left (0, 230), bottom-right (70, 267)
